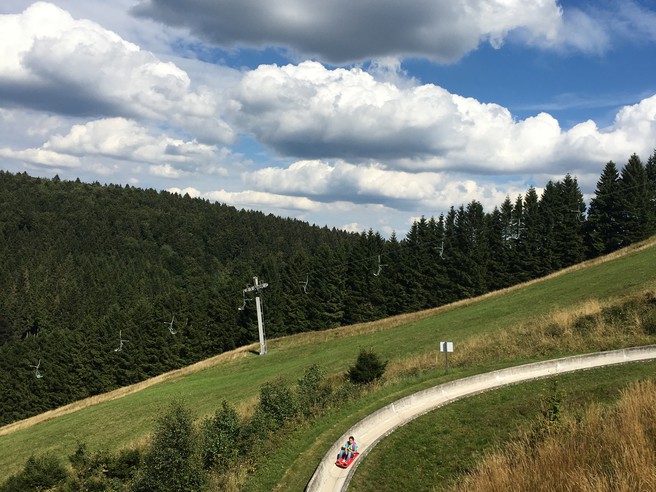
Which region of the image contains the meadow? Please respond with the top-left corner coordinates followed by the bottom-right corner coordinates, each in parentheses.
top-left (1, 237), bottom-right (655, 487)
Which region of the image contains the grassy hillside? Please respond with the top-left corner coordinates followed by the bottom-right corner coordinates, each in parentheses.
top-left (350, 362), bottom-right (656, 492)
top-left (1, 238), bottom-right (655, 480)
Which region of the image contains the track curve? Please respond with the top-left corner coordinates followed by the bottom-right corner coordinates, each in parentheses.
top-left (306, 345), bottom-right (656, 491)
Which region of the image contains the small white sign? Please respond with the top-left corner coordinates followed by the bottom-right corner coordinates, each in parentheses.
top-left (440, 341), bottom-right (453, 353)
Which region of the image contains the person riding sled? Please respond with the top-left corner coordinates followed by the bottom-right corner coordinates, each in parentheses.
top-left (337, 436), bottom-right (358, 464)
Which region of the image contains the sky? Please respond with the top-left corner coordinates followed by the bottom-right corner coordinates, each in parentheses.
top-left (1, 1), bottom-right (655, 237)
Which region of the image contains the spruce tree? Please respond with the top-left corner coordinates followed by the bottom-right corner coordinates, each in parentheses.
top-left (555, 174), bottom-right (586, 267)
top-left (618, 154), bottom-right (653, 245)
top-left (646, 150), bottom-right (656, 227)
top-left (484, 207), bottom-right (512, 290)
top-left (586, 161), bottom-right (623, 255)
top-left (537, 181), bottom-right (560, 272)
top-left (517, 187), bottom-right (544, 279)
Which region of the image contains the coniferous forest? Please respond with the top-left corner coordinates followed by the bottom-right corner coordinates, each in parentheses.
top-left (1, 150), bottom-right (655, 426)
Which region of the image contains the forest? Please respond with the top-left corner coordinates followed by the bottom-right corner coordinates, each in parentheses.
top-left (1, 150), bottom-right (655, 426)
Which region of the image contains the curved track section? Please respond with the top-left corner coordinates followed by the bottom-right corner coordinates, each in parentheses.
top-left (306, 346), bottom-right (656, 491)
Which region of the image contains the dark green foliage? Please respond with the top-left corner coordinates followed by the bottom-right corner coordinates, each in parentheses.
top-left (64, 443), bottom-right (141, 490)
top-left (134, 402), bottom-right (204, 492)
top-left (0, 153), bottom-right (654, 426)
top-left (66, 444), bottom-right (115, 492)
top-left (201, 401), bottom-right (242, 472)
top-left (586, 161), bottom-right (623, 255)
top-left (0, 172), bottom-right (359, 425)
top-left (251, 379), bottom-right (299, 435)
top-left (297, 364), bottom-right (331, 416)
top-left (108, 448), bottom-right (142, 481)
top-left (538, 175), bottom-right (586, 270)
top-left (618, 153), bottom-right (655, 244)
top-left (0, 454), bottom-right (67, 492)
top-left (532, 379), bottom-right (566, 440)
top-left (348, 349), bottom-right (387, 385)
top-left (647, 150), bottom-right (656, 217)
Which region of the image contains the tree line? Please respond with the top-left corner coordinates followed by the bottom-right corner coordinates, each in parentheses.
top-left (0, 150), bottom-right (654, 425)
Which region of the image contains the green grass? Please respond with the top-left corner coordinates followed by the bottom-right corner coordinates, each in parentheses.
top-left (1, 240), bottom-right (655, 479)
top-left (349, 361), bottom-right (656, 492)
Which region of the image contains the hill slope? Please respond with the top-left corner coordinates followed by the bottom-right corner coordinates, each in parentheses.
top-left (1, 237), bottom-right (655, 479)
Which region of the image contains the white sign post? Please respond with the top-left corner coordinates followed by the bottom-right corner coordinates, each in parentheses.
top-left (439, 341), bottom-right (454, 373)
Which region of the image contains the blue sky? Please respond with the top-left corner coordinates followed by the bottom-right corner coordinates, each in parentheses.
top-left (1, 0), bottom-right (655, 236)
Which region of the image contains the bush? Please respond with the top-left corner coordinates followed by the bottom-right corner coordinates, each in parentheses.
top-left (297, 364), bottom-right (330, 416)
top-left (133, 401), bottom-right (204, 492)
top-left (107, 447), bottom-right (141, 481)
top-left (257, 379), bottom-right (299, 430)
top-left (347, 349), bottom-right (387, 385)
top-left (0, 454), bottom-right (67, 492)
top-left (201, 400), bottom-right (242, 472)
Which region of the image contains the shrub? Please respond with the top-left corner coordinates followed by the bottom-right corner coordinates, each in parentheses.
top-left (133, 401), bottom-right (204, 492)
top-left (107, 447), bottom-right (141, 481)
top-left (0, 454), bottom-right (67, 492)
top-left (259, 379), bottom-right (299, 428)
top-left (347, 349), bottom-right (387, 385)
top-left (297, 364), bottom-right (330, 416)
top-left (201, 400), bottom-right (242, 472)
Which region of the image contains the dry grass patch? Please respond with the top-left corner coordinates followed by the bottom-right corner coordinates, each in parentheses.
top-left (449, 379), bottom-right (656, 492)
top-left (383, 287), bottom-right (656, 380)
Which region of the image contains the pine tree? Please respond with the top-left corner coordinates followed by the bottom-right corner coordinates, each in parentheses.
top-left (280, 249), bottom-right (312, 334)
top-left (308, 244), bottom-right (345, 328)
top-left (384, 232), bottom-right (419, 315)
top-left (518, 187), bottom-right (544, 279)
top-left (484, 207), bottom-right (512, 290)
top-left (538, 181), bottom-right (559, 272)
top-left (447, 203), bottom-right (487, 298)
top-left (555, 174), bottom-right (586, 267)
top-left (646, 150), bottom-right (656, 229)
top-left (618, 154), bottom-right (653, 245)
top-left (586, 161), bottom-right (623, 255)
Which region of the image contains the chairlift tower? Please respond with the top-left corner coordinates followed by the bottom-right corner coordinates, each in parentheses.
top-left (243, 276), bottom-right (269, 355)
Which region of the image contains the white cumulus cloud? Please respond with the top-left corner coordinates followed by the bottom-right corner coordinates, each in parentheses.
top-left (0, 2), bottom-right (234, 144)
top-left (45, 118), bottom-right (217, 166)
top-left (232, 62), bottom-right (656, 174)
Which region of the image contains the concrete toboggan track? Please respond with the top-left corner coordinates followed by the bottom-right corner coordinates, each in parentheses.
top-left (306, 345), bottom-right (656, 491)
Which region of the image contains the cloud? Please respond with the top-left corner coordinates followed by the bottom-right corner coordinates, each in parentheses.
top-left (558, 95), bottom-right (656, 163)
top-left (243, 159), bottom-right (527, 213)
top-left (44, 118), bottom-right (217, 166)
top-left (204, 189), bottom-right (322, 212)
top-left (0, 147), bottom-right (79, 168)
top-left (534, 1), bottom-right (656, 54)
top-left (232, 62), bottom-right (467, 161)
top-left (232, 62), bottom-right (656, 174)
top-left (133, 0), bottom-right (562, 64)
top-left (0, 2), bottom-right (234, 144)
top-left (1, 117), bottom-right (235, 180)
top-left (244, 160), bottom-right (446, 208)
